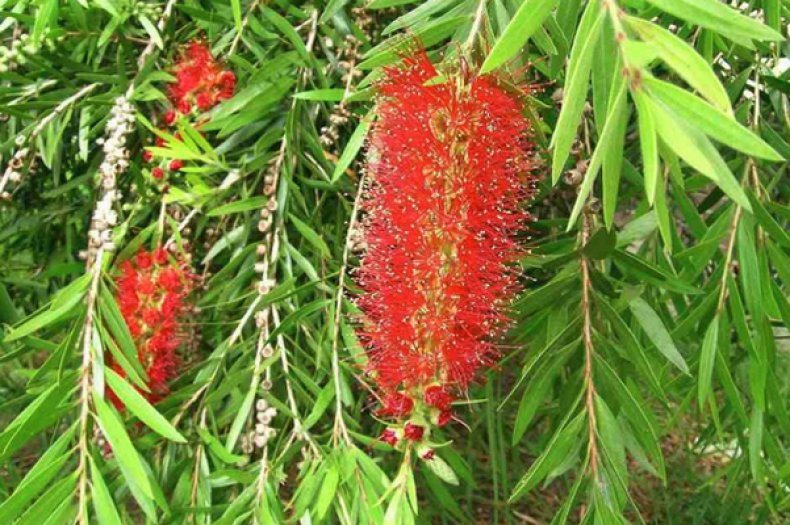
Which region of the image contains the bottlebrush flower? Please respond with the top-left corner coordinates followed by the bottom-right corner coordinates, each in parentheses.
top-left (168, 41), bottom-right (236, 114)
top-left (357, 50), bottom-right (535, 435)
top-left (108, 248), bottom-right (196, 407)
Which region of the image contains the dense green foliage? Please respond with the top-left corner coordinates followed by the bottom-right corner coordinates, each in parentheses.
top-left (1, 0), bottom-right (789, 523)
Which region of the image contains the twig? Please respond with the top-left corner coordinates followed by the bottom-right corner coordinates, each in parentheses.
top-left (330, 170), bottom-right (366, 446)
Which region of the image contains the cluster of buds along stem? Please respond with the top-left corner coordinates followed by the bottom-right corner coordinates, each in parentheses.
top-left (0, 30), bottom-right (56, 73)
top-left (319, 34), bottom-right (362, 150)
top-left (81, 96), bottom-right (135, 265)
top-left (242, 398), bottom-right (278, 453)
top-left (0, 143), bottom-right (31, 201)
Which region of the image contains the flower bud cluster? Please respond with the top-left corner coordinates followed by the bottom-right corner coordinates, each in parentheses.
top-left (0, 30), bottom-right (56, 73)
top-left (83, 96), bottom-right (135, 265)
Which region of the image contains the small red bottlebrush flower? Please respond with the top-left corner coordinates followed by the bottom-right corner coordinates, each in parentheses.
top-left (151, 167), bottom-right (165, 179)
top-left (421, 449), bottom-right (435, 461)
top-left (169, 159), bottom-right (183, 171)
top-left (142, 150), bottom-right (154, 162)
top-left (403, 423), bottom-right (424, 441)
top-left (108, 249), bottom-right (195, 406)
top-left (378, 392), bottom-right (413, 418)
top-left (164, 110), bottom-right (176, 125)
top-left (357, 50), bottom-right (535, 431)
top-left (168, 41), bottom-right (236, 114)
top-left (380, 429), bottom-right (399, 446)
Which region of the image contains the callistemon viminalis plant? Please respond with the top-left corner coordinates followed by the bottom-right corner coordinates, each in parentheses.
top-left (108, 248), bottom-right (196, 408)
top-left (356, 50), bottom-right (535, 457)
top-left (143, 41), bottom-right (236, 181)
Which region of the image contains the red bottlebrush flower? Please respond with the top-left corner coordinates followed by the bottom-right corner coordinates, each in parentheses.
top-left (142, 150), bottom-right (154, 162)
top-left (164, 110), bottom-right (176, 125)
top-left (380, 429), bottom-right (399, 446)
top-left (155, 136), bottom-right (167, 147)
top-left (437, 410), bottom-right (452, 427)
top-left (424, 385), bottom-right (453, 411)
top-left (357, 50), bottom-right (535, 427)
top-left (152, 167), bottom-right (165, 179)
top-left (403, 423), bottom-right (424, 441)
top-left (168, 41), bottom-right (236, 114)
top-left (378, 392), bottom-right (413, 418)
top-left (108, 249), bottom-right (195, 404)
top-left (169, 159), bottom-right (184, 171)
top-left (421, 449), bottom-right (435, 461)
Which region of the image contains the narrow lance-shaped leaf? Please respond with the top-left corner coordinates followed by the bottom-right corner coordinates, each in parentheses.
top-left (480, 0), bottom-right (560, 74)
top-left (697, 315), bottom-right (720, 408)
top-left (624, 16), bottom-right (732, 113)
top-left (632, 89), bottom-right (659, 204)
top-left (104, 367), bottom-right (187, 443)
top-left (550, 0), bottom-right (604, 184)
top-left (643, 76), bottom-right (783, 161)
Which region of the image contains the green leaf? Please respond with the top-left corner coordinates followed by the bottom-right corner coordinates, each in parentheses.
top-left (644, 0), bottom-right (783, 44)
top-left (510, 410), bottom-right (585, 501)
top-left (3, 274), bottom-right (89, 342)
top-left (93, 393), bottom-right (156, 501)
top-left (643, 76), bottom-right (782, 161)
top-left (332, 114), bottom-right (371, 182)
top-left (550, 0), bottom-right (604, 184)
top-left (314, 464), bottom-right (339, 519)
top-left (197, 427), bottom-right (248, 466)
top-left (583, 227), bottom-right (617, 260)
top-left (288, 214), bottom-right (332, 259)
top-left (138, 15), bottom-right (163, 49)
top-left (104, 368), bottom-right (187, 443)
top-left (423, 455), bottom-right (459, 485)
top-left (629, 297), bottom-right (689, 374)
top-left (697, 315), bottom-right (720, 408)
top-left (0, 426), bottom-right (74, 522)
top-left (625, 17), bottom-right (731, 113)
top-left (480, 0), bottom-right (559, 74)
top-left (293, 89), bottom-right (347, 101)
top-left (647, 95), bottom-right (751, 212)
top-left (90, 457), bottom-right (124, 525)
top-left (232, 0), bottom-right (242, 33)
top-left (632, 90), bottom-right (659, 205)
top-left (567, 79), bottom-right (627, 229)
top-left (208, 196), bottom-right (270, 217)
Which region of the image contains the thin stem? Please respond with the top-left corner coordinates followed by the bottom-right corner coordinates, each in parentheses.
top-left (580, 212), bottom-right (599, 482)
top-left (465, 0), bottom-right (488, 50)
top-left (330, 171), bottom-right (366, 446)
top-left (75, 246), bottom-right (106, 525)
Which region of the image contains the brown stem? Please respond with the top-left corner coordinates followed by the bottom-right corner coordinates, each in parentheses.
top-left (580, 212), bottom-right (599, 482)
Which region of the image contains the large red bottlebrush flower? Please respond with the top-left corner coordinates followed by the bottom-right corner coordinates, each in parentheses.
top-left (357, 50), bottom-right (535, 445)
top-left (108, 248), bottom-right (196, 408)
top-left (167, 42), bottom-right (236, 114)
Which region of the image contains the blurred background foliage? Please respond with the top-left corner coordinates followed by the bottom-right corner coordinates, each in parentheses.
top-left (0, 0), bottom-right (789, 523)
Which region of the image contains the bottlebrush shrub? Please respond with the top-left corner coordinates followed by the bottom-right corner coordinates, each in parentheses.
top-left (144, 41), bottom-right (236, 182)
top-left (357, 50), bottom-right (536, 452)
top-left (108, 248), bottom-right (196, 407)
